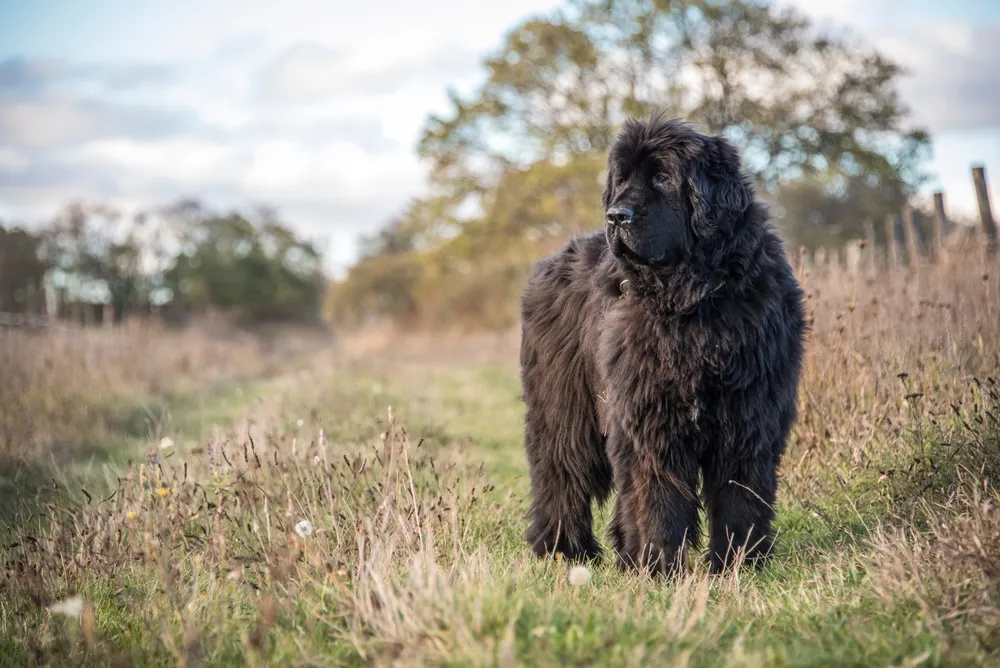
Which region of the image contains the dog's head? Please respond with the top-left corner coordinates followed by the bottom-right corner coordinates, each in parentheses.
top-left (602, 112), bottom-right (754, 266)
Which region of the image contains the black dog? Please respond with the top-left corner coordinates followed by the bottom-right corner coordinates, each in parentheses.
top-left (519, 112), bottom-right (806, 575)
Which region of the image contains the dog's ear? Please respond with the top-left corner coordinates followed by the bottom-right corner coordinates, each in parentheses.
top-left (687, 135), bottom-right (753, 238)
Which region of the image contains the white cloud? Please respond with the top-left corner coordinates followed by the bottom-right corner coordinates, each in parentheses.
top-left (784, 2), bottom-right (1000, 134)
top-left (789, 0), bottom-right (866, 24)
top-left (244, 140), bottom-right (421, 195)
top-left (876, 24), bottom-right (1000, 132)
top-left (256, 43), bottom-right (346, 103)
top-left (75, 138), bottom-right (239, 183)
top-left (0, 98), bottom-right (95, 149)
top-left (0, 43), bottom-right (456, 272)
top-left (924, 22), bottom-right (977, 58)
top-left (0, 92), bottom-right (202, 152)
top-left (0, 147), bottom-right (26, 171)
top-left (254, 40), bottom-right (481, 106)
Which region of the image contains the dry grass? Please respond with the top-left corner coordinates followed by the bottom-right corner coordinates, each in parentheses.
top-left (1, 244), bottom-right (999, 666)
top-left (0, 314), bottom-right (327, 457)
top-left (871, 472), bottom-right (1000, 649)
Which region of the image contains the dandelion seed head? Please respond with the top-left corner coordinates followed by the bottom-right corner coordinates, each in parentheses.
top-left (48, 595), bottom-right (84, 619)
top-left (568, 565), bottom-right (592, 586)
top-left (296, 419), bottom-right (304, 428)
top-left (295, 519), bottom-right (314, 538)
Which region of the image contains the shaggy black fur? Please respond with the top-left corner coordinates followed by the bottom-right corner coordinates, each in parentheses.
top-left (519, 112), bottom-right (806, 575)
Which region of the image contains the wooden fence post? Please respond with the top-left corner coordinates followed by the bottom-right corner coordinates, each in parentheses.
top-left (43, 272), bottom-right (58, 321)
top-left (25, 283), bottom-right (38, 315)
top-left (901, 204), bottom-right (921, 269)
top-left (845, 240), bottom-right (861, 276)
top-left (972, 165), bottom-right (998, 255)
top-left (814, 247), bottom-right (827, 275)
top-left (884, 214), bottom-right (899, 270)
top-left (931, 191), bottom-right (947, 263)
top-left (864, 219), bottom-right (877, 274)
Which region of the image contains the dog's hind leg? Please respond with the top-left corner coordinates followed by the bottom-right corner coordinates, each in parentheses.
top-left (522, 395), bottom-right (612, 562)
top-left (521, 327), bottom-right (612, 562)
top-left (519, 241), bottom-right (612, 562)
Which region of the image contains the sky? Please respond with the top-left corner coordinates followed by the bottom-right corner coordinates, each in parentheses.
top-left (1, 0), bottom-right (998, 276)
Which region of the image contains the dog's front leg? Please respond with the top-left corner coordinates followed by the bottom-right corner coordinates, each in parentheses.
top-left (631, 446), bottom-right (701, 577)
top-left (607, 427), bottom-right (642, 570)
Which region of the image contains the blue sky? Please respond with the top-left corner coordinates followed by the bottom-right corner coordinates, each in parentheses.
top-left (1, 0), bottom-right (998, 275)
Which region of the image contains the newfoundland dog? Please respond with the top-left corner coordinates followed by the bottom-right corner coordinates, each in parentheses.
top-left (519, 112), bottom-right (806, 575)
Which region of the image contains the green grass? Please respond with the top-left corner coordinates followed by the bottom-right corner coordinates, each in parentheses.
top-left (0, 346), bottom-right (998, 667)
top-left (0, 373), bottom-right (280, 524)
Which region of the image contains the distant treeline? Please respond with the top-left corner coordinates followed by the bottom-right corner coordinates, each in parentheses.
top-left (1, 199), bottom-right (326, 326)
top-left (326, 0), bottom-right (934, 331)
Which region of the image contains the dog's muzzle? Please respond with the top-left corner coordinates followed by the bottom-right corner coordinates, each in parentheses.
top-left (605, 205), bottom-right (634, 227)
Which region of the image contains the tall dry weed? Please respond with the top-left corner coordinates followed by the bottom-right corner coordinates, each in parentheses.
top-left (0, 317), bottom-right (279, 455)
top-left (870, 471), bottom-right (1000, 651)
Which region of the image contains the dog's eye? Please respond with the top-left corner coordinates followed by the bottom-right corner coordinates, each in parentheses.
top-left (654, 172), bottom-right (670, 186)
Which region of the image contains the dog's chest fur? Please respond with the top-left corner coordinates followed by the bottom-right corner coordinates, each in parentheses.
top-left (595, 293), bottom-right (727, 445)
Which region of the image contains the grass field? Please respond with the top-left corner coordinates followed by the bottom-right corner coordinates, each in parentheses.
top-left (1, 250), bottom-right (999, 667)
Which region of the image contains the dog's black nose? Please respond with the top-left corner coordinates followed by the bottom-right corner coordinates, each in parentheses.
top-left (606, 206), bottom-right (633, 226)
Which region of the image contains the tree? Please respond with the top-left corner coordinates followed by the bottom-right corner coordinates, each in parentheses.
top-left (0, 223), bottom-right (48, 314)
top-left (13, 198), bottom-right (327, 326)
top-left (165, 206), bottom-right (325, 322)
top-left (41, 202), bottom-right (161, 322)
top-left (420, 0), bottom-right (929, 209)
top-left (331, 0), bottom-right (932, 329)
top-left (769, 173), bottom-right (908, 250)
